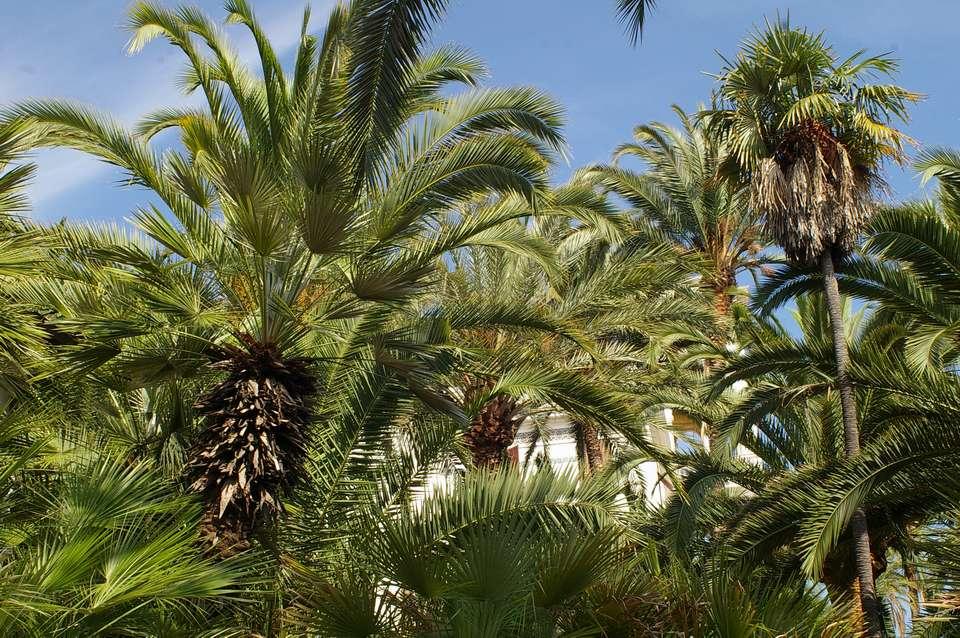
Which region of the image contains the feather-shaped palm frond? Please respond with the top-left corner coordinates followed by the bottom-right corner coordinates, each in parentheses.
top-left (616, 0), bottom-right (657, 45)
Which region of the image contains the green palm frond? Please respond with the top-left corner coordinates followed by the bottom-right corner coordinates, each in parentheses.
top-left (343, 0), bottom-right (450, 177)
top-left (616, 0), bottom-right (657, 45)
top-left (0, 120), bottom-right (43, 216)
top-left (0, 433), bottom-right (254, 636)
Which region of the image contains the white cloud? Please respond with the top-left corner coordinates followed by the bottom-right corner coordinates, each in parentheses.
top-left (27, 151), bottom-right (112, 214)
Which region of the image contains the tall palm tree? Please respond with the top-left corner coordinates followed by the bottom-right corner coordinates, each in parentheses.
top-left (8, 0), bottom-right (567, 549)
top-left (585, 107), bottom-right (765, 344)
top-left (707, 19), bottom-right (920, 634)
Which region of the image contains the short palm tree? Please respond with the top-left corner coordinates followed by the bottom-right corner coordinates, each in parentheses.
top-left (840, 149), bottom-right (960, 370)
top-left (857, 150), bottom-right (960, 369)
top-left (304, 469), bottom-right (625, 636)
top-left (301, 465), bottom-right (858, 637)
top-left (8, 0), bottom-right (567, 549)
top-left (543, 187), bottom-right (716, 469)
top-left (707, 19), bottom-right (920, 634)
top-left (0, 397), bottom-right (251, 636)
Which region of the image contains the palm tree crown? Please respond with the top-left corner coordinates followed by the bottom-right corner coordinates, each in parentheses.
top-left (708, 18), bottom-right (920, 264)
top-left (587, 107), bottom-right (764, 326)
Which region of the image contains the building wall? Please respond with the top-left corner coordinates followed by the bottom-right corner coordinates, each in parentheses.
top-left (508, 410), bottom-right (675, 509)
top-left (417, 404), bottom-right (763, 510)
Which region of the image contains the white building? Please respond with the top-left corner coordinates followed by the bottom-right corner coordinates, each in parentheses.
top-left (507, 410), bottom-right (676, 508)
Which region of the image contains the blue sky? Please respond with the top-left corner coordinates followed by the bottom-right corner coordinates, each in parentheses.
top-left (3, 0), bottom-right (959, 223)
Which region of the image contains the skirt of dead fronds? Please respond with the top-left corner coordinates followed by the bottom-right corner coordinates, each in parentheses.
top-left (752, 122), bottom-right (874, 264)
top-left (186, 339), bottom-right (316, 553)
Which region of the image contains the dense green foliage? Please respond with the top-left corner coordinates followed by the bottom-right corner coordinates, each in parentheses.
top-left (1, 2), bottom-right (959, 637)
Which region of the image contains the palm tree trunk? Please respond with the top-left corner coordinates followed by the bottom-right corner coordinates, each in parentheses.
top-left (704, 277), bottom-right (734, 375)
top-left (581, 421), bottom-right (606, 472)
top-left (465, 394), bottom-right (521, 470)
top-left (820, 251), bottom-right (884, 637)
top-left (187, 341), bottom-right (316, 552)
top-left (712, 286), bottom-right (732, 321)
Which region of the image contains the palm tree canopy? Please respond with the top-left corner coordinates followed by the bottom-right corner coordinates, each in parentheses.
top-left (585, 107), bottom-right (765, 325)
top-left (4, 5), bottom-right (960, 637)
top-left (708, 18), bottom-right (921, 264)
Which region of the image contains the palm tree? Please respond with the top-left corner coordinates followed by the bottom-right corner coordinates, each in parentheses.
top-left (304, 469), bottom-right (625, 636)
top-left (585, 107), bottom-right (766, 345)
top-left (8, 0), bottom-right (568, 549)
top-left (608, 292), bottom-right (960, 632)
top-left (543, 187), bottom-right (716, 471)
top-left (437, 181), bottom-right (714, 471)
top-left (855, 151), bottom-right (960, 370)
top-left (912, 492), bottom-right (960, 635)
top-left (0, 397), bottom-right (252, 636)
top-left (707, 19), bottom-right (920, 634)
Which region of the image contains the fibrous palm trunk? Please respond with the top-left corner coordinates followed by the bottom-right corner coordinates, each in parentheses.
top-left (464, 394), bottom-right (522, 470)
top-left (186, 339), bottom-right (315, 553)
top-left (820, 251), bottom-right (884, 636)
top-left (711, 280), bottom-right (733, 324)
top-left (580, 421), bottom-right (606, 472)
top-left (704, 282), bottom-right (735, 376)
